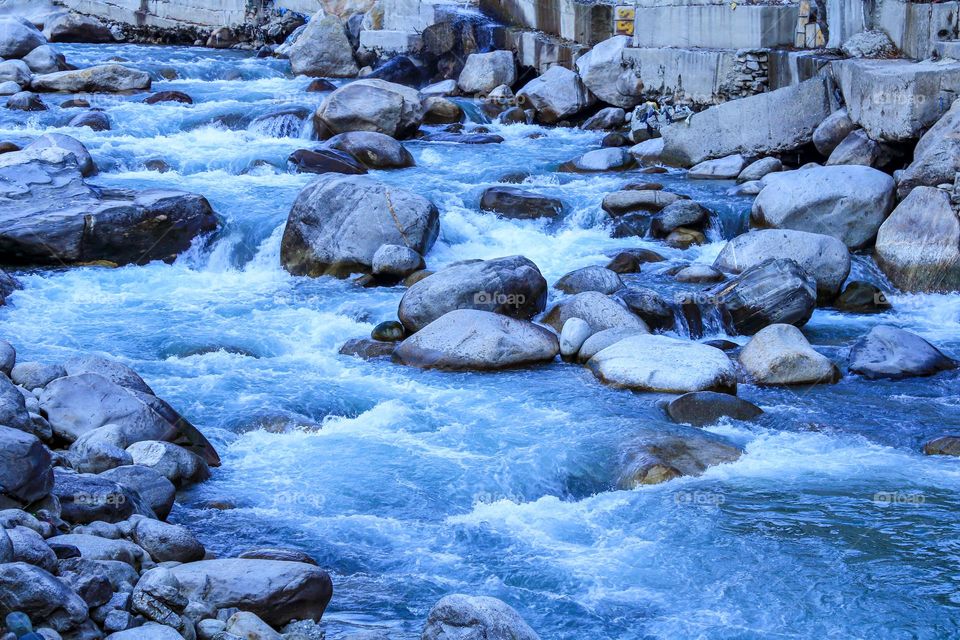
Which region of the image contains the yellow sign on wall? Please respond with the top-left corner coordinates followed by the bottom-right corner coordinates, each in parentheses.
top-left (614, 5), bottom-right (635, 37)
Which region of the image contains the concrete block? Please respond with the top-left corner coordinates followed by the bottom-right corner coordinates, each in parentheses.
top-left (632, 5), bottom-right (798, 49)
top-left (61, 0), bottom-right (249, 27)
top-left (622, 47), bottom-right (738, 105)
top-left (875, 0), bottom-right (960, 60)
top-left (359, 29), bottom-right (423, 54)
top-left (480, 0), bottom-right (612, 45)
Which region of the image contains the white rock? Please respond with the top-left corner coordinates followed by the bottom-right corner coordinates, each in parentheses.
top-left (559, 317), bottom-right (592, 358)
top-left (739, 324), bottom-right (838, 385)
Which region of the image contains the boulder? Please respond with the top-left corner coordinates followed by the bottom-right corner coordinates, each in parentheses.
top-left (751, 165), bottom-right (895, 249)
top-left (714, 229), bottom-right (851, 299)
top-left (457, 51), bottom-right (515, 95)
top-left (826, 129), bottom-right (891, 167)
top-left (660, 77), bottom-right (830, 166)
top-left (553, 266), bottom-right (623, 295)
top-left (707, 259), bottom-right (817, 335)
top-left (170, 559), bottom-right (333, 626)
top-left (587, 334), bottom-right (737, 393)
top-left (739, 324), bottom-right (839, 385)
top-left (6, 90), bottom-right (45, 111)
top-left (315, 79), bottom-right (423, 139)
top-left (602, 189), bottom-right (681, 216)
top-left (542, 291), bottom-right (648, 334)
top-left (126, 440), bottom-right (210, 487)
top-left (18, 132), bottom-right (95, 176)
top-left (0, 60), bottom-right (31, 86)
top-left (479, 187), bottom-right (563, 219)
top-left (281, 174), bottom-right (439, 277)
top-left (841, 30), bottom-right (897, 58)
top-left (68, 110), bottom-right (110, 131)
top-left (650, 200), bottom-right (708, 237)
top-left (288, 148), bottom-right (367, 175)
top-left (0, 563), bottom-right (88, 632)
top-left (848, 325), bottom-right (956, 380)
top-left (582, 107), bottom-right (626, 130)
top-left (559, 317), bottom-right (592, 358)
top-left (0, 340), bottom-right (13, 375)
top-left (12, 362), bottom-right (66, 389)
top-left (896, 98), bottom-right (960, 199)
top-left (224, 611), bottom-right (282, 640)
top-left (48, 534), bottom-right (151, 572)
top-left (0, 160), bottom-right (217, 266)
top-left (666, 391), bottom-right (763, 426)
top-left (606, 248), bottom-right (665, 273)
top-left (924, 436), bottom-right (960, 457)
top-left (398, 256), bottom-right (547, 333)
top-left (422, 594), bottom-right (539, 640)
top-left (421, 132), bottom-right (503, 144)
top-left (619, 287), bottom-right (674, 331)
top-left (131, 518), bottom-right (205, 563)
top-left (43, 13), bottom-right (114, 43)
top-left (371, 244), bottom-right (423, 278)
top-left (394, 309), bottom-right (558, 370)
top-left (144, 91), bottom-right (193, 105)
top-left (8, 525), bottom-right (57, 572)
top-left (0, 81), bottom-right (20, 96)
top-left (32, 64), bottom-right (151, 92)
top-left (62, 354), bottom-right (154, 394)
top-left (52, 469), bottom-right (152, 524)
top-left (737, 157), bottom-right (782, 183)
top-left (421, 79), bottom-right (458, 97)
top-left (812, 109), bottom-right (856, 156)
top-left (515, 66), bottom-right (593, 123)
top-left (288, 14), bottom-right (358, 78)
top-left (0, 17), bottom-right (47, 58)
top-left (423, 96), bottom-right (463, 124)
top-left (688, 154), bottom-right (746, 180)
top-left (0, 425), bottom-right (52, 504)
top-left (874, 187), bottom-right (960, 293)
top-left (0, 373), bottom-right (33, 432)
top-left (675, 264), bottom-right (723, 283)
top-left (100, 465), bottom-right (176, 520)
top-left (561, 147), bottom-right (633, 172)
top-left (238, 548), bottom-right (318, 565)
top-left (339, 338), bottom-right (396, 360)
top-left (574, 35), bottom-right (642, 109)
top-left (617, 433), bottom-right (742, 487)
top-left (69, 426), bottom-right (133, 474)
top-left (576, 327), bottom-right (646, 363)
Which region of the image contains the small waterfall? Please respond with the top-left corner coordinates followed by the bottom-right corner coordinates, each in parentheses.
top-left (247, 107), bottom-right (310, 138)
top-left (670, 291), bottom-right (729, 339)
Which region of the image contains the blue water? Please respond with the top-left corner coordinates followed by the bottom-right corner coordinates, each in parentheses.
top-left (1, 44), bottom-right (959, 639)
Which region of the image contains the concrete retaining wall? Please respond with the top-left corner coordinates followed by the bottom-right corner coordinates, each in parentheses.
top-left (60, 0), bottom-right (249, 27)
top-left (479, 0), bottom-right (612, 45)
top-left (874, 0), bottom-right (959, 60)
top-left (632, 5), bottom-right (798, 49)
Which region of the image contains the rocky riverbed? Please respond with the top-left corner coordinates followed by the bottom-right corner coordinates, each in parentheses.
top-left (0, 7), bottom-right (958, 640)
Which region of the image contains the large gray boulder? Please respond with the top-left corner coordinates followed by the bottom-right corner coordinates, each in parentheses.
top-left (666, 391), bottom-right (763, 426)
top-left (0, 159), bottom-right (217, 266)
top-left (131, 517), bottom-right (205, 563)
top-left (660, 76), bottom-right (830, 166)
top-left (63, 353), bottom-right (154, 394)
top-left (22, 45), bottom-right (67, 74)
top-left (43, 12), bottom-right (114, 42)
top-left (0, 16), bottom-right (46, 58)
top-left (126, 440), bottom-right (210, 487)
top-left (542, 291), bottom-right (648, 334)
top-left (393, 309), bottom-right (559, 370)
top-left (288, 13), bottom-right (358, 78)
top-left (398, 256), bottom-right (547, 333)
top-left (896, 98), bottom-right (960, 199)
top-left (515, 65), bottom-right (593, 123)
top-left (422, 594), bottom-right (539, 640)
top-left (0, 563), bottom-right (89, 632)
top-left (315, 79), bottom-right (423, 139)
top-left (714, 229), bottom-right (850, 299)
top-left (739, 324), bottom-right (839, 386)
top-left (874, 187), bottom-right (960, 293)
top-left (31, 64), bottom-right (151, 92)
top-left (826, 129), bottom-right (888, 167)
top-left (106, 622), bottom-right (185, 639)
top-left (7, 525), bottom-right (56, 572)
top-left (48, 533), bottom-right (151, 569)
top-left (169, 559), bottom-right (333, 626)
top-left (479, 187), bottom-right (563, 219)
top-left (751, 165), bottom-right (895, 249)
top-left (574, 35), bottom-right (642, 109)
top-left (0, 425), bottom-right (52, 504)
top-left (587, 334), bottom-right (737, 394)
top-left (457, 51), bottom-right (515, 95)
top-left (848, 325), bottom-right (956, 380)
top-left (281, 173), bottom-right (439, 277)
top-left (708, 259), bottom-right (817, 335)
top-left (0, 59), bottom-right (32, 86)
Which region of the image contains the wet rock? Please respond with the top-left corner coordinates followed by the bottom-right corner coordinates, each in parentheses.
top-left (44, 13), bottom-right (113, 43)
top-left (582, 107), bottom-right (626, 131)
top-left (0, 563), bottom-right (88, 632)
top-left (813, 109), bottom-right (856, 156)
top-left (422, 96), bottom-right (463, 124)
top-left (63, 354), bottom-right (154, 394)
top-left (479, 187), bottom-right (562, 219)
top-left (326, 131), bottom-right (414, 169)
top-left (874, 186), bottom-right (960, 293)
top-left (457, 50), bottom-right (515, 95)
top-left (561, 147), bottom-right (633, 172)
top-left (923, 436), bottom-right (960, 456)
top-left (848, 325), bottom-right (956, 380)
top-left (18, 132), bottom-right (95, 176)
top-left (371, 244), bottom-right (423, 279)
top-left (665, 391), bottom-right (763, 426)
top-left (708, 258), bottom-right (817, 335)
top-left (421, 132), bottom-right (504, 144)
top-left (288, 148), bottom-right (367, 175)
top-left (665, 227), bottom-right (706, 249)
top-left (398, 255), bottom-right (547, 333)
top-left (688, 154), bottom-right (746, 180)
top-left (737, 157), bottom-right (782, 183)
top-left (371, 321), bottom-right (406, 343)
top-left (601, 132), bottom-right (630, 147)
top-left (675, 264), bottom-right (723, 283)
top-left (239, 548), bottom-right (318, 565)
top-left (131, 518), bottom-right (205, 563)
top-left (751, 165), bottom-right (895, 249)
top-left (601, 189), bottom-right (681, 216)
top-left (144, 91), bottom-right (193, 105)
top-left (422, 594), bottom-right (539, 640)
top-left (739, 324), bottom-right (839, 385)
top-left (52, 469), bottom-right (151, 524)
top-left (69, 425), bottom-right (134, 474)
top-left (6, 91), bottom-right (46, 111)
top-left (170, 559), bottom-right (333, 626)
top-left (0, 81), bottom-right (20, 95)
top-left (306, 78), bottom-right (337, 92)
top-left (315, 79), bottom-right (423, 139)
top-left (126, 440), bottom-right (210, 487)
top-left (834, 281), bottom-right (889, 313)
top-left (554, 266), bottom-right (623, 295)
top-left (617, 433), bottom-right (742, 487)
top-left (619, 287), bottom-right (674, 331)
top-left (605, 249), bottom-right (664, 274)
top-left (650, 200), bottom-right (708, 237)
top-left (32, 64), bottom-right (151, 92)
top-left (498, 107), bottom-right (527, 125)
top-left (288, 14), bottom-right (358, 78)
top-left (68, 110), bottom-right (110, 131)
top-left (714, 229), bottom-right (851, 300)
top-left (0, 425), bottom-right (53, 504)
top-left (543, 291), bottom-right (648, 334)
top-left (366, 55), bottom-right (421, 87)
top-left (0, 17), bottom-right (47, 58)
top-left (339, 338), bottom-right (396, 360)
top-left (574, 35), bottom-right (642, 109)
top-left (394, 309), bottom-right (558, 370)
top-left (100, 465), bottom-right (175, 520)
top-left (515, 65), bottom-right (593, 124)
top-left (23, 45), bottom-right (67, 75)
top-left (281, 173), bottom-right (439, 277)
top-left (587, 334), bottom-right (737, 393)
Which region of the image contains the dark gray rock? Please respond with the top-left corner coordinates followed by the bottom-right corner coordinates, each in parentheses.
top-left (52, 468), bottom-right (153, 524)
top-left (0, 373), bottom-right (34, 433)
top-left (99, 465), bottom-right (176, 520)
top-left (553, 266), bottom-right (623, 295)
top-left (707, 259), bottom-right (817, 335)
top-left (131, 517), bottom-right (205, 563)
top-left (666, 391), bottom-right (763, 426)
top-left (479, 187), bottom-right (563, 219)
top-left (650, 200), bottom-right (709, 237)
top-left (848, 325), bottom-right (956, 380)
top-left (8, 525), bottom-right (57, 572)
top-left (619, 287), bottom-right (674, 331)
top-left (0, 425), bottom-right (52, 503)
top-left (288, 148), bottom-right (367, 175)
top-left (326, 131), bottom-right (414, 168)
top-left (0, 562), bottom-right (89, 632)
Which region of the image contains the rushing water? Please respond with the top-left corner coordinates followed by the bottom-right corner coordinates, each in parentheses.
top-left (2, 44), bottom-right (959, 639)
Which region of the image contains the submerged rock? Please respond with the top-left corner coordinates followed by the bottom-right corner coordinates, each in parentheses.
top-left (339, 338), bottom-right (396, 360)
top-left (281, 173), bottom-right (439, 277)
top-left (422, 594), bottom-right (540, 640)
top-left (739, 324), bottom-right (839, 386)
top-left (326, 131), bottom-right (414, 168)
top-left (666, 391), bottom-right (763, 426)
top-left (923, 436), bottom-right (960, 457)
top-left (617, 433), bottom-right (742, 487)
top-left (848, 325), bottom-right (956, 380)
top-left (394, 309), bottom-right (559, 370)
top-left (288, 148), bottom-right (367, 175)
top-left (479, 187), bottom-right (563, 219)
